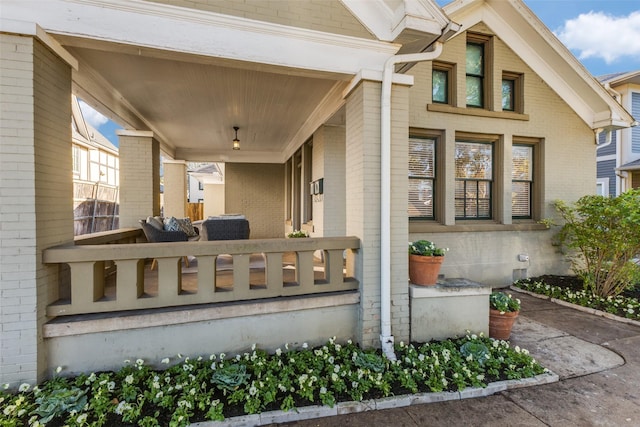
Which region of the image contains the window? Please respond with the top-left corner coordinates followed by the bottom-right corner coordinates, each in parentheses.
top-left (502, 79), bottom-right (514, 111)
top-left (466, 42), bottom-right (484, 107)
top-left (432, 62), bottom-right (454, 105)
top-left (409, 137), bottom-right (436, 219)
top-left (72, 145), bottom-right (82, 176)
top-left (512, 145), bottom-right (533, 218)
top-left (502, 72), bottom-right (523, 112)
top-left (455, 141), bottom-right (492, 219)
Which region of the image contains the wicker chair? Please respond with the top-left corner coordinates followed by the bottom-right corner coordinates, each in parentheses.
top-left (139, 219), bottom-right (190, 269)
top-left (201, 218), bottom-right (250, 241)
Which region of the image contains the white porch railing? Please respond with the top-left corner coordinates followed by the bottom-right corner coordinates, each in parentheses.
top-left (43, 234), bottom-right (360, 317)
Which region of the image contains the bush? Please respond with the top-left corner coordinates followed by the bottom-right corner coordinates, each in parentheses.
top-left (553, 189), bottom-right (640, 297)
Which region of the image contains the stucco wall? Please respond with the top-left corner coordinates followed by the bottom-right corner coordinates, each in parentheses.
top-left (45, 295), bottom-right (358, 376)
top-left (405, 25), bottom-right (594, 286)
top-left (225, 163), bottom-right (285, 238)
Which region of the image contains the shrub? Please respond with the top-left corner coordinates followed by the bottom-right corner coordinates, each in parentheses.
top-left (553, 189), bottom-right (640, 297)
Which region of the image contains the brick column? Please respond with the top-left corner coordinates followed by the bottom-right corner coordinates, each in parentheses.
top-left (344, 79), bottom-right (411, 348)
top-left (117, 130), bottom-right (160, 227)
top-left (311, 125), bottom-right (346, 237)
top-left (163, 160), bottom-right (187, 219)
top-left (0, 33), bottom-right (74, 386)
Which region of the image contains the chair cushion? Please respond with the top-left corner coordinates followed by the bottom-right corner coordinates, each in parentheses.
top-left (146, 216), bottom-right (164, 231)
top-left (164, 216), bottom-right (198, 237)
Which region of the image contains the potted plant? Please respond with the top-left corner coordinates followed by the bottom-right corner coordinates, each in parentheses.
top-left (287, 230), bottom-right (309, 238)
top-left (408, 240), bottom-right (448, 286)
top-left (489, 291), bottom-right (521, 340)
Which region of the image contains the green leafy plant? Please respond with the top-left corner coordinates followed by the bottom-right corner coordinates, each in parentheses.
top-left (409, 240), bottom-right (448, 256)
top-left (553, 189), bottom-right (640, 297)
top-left (287, 230), bottom-right (309, 238)
top-left (1, 336), bottom-right (546, 426)
top-left (31, 385), bottom-right (88, 424)
top-left (490, 291), bottom-right (521, 313)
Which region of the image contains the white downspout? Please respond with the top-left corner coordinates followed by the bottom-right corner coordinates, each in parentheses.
top-left (380, 41), bottom-right (444, 361)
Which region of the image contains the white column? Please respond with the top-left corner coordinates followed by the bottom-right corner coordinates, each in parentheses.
top-left (163, 160), bottom-right (188, 218)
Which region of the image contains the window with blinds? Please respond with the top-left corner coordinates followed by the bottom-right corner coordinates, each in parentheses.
top-left (512, 145), bottom-right (533, 218)
top-left (455, 141), bottom-right (492, 219)
top-left (409, 137), bottom-right (435, 219)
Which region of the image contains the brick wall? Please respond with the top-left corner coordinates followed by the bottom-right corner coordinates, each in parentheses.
top-left (118, 133), bottom-right (160, 227)
top-left (147, 0), bottom-right (373, 39)
top-left (0, 34), bottom-right (73, 386)
top-left (225, 163), bottom-right (284, 238)
top-left (311, 125), bottom-right (346, 237)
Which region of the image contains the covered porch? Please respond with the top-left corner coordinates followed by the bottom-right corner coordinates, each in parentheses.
top-left (1, 0), bottom-right (461, 386)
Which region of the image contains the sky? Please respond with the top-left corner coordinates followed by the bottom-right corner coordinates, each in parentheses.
top-left (81, 0), bottom-right (640, 147)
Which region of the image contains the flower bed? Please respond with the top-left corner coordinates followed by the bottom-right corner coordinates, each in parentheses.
top-left (1, 335), bottom-right (546, 427)
top-left (514, 276), bottom-right (640, 321)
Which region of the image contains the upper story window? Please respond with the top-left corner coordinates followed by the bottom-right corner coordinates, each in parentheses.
top-left (432, 62), bottom-right (455, 105)
top-left (502, 72), bottom-right (523, 112)
top-left (466, 42), bottom-right (484, 107)
top-left (409, 136), bottom-right (436, 219)
top-left (512, 145), bottom-right (533, 218)
top-left (455, 141), bottom-right (492, 219)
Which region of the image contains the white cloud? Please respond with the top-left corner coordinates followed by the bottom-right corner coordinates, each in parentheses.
top-left (78, 100), bottom-right (109, 128)
top-left (556, 10), bottom-right (640, 63)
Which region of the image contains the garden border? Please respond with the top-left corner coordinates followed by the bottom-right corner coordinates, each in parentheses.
top-left (510, 286), bottom-right (640, 328)
top-left (191, 371), bottom-right (558, 426)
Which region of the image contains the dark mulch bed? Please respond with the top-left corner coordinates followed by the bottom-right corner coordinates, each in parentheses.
top-left (524, 275), bottom-right (640, 300)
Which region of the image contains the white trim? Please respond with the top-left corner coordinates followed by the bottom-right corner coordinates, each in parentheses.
top-left (3, 0), bottom-right (400, 75)
top-left (0, 19), bottom-right (78, 69)
top-left (116, 130), bottom-right (153, 138)
top-left (596, 154), bottom-right (616, 161)
top-left (596, 178), bottom-right (609, 197)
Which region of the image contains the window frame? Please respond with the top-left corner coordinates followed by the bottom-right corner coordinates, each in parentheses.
top-left (408, 135), bottom-right (437, 220)
top-left (432, 62), bottom-right (455, 105)
top-left (502, 71), bottom-right (523, 113)
top-left (454, 140), bottom-right (494, 220)
top-left (511, 144), bottom-right (534, 219)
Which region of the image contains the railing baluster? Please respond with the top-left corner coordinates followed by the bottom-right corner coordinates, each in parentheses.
top-left (45, 234), bottom-right (360, 316)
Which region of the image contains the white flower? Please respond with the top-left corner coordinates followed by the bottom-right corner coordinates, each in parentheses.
top-left (18, 383), bottom-right (30, 392)
top-left (136, 359), bottom-right (144, 365)
top-left (302, 342), bottom-right (308, 349)
top-left (76, 413), bottom-right (88, 424)
top-left (55, 366), bottom-right (63, 374)
top-left (125, 375), bottom-right (134, 384)
top-left (275, 348), bottom-right (282, 357)
top-left (161, 358), bottom-right (170, 364)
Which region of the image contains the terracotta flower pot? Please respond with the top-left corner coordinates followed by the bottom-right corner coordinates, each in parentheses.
top-left (408, 254), bottom-right (444, 286)
top-left (489, 308), bottom-right (519, 340)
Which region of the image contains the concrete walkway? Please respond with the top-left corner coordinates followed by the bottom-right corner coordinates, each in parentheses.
top-left (270, 291), bottom-right (640, 426)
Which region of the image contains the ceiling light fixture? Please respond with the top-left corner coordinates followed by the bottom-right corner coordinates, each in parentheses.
top-left (232, 126), bottom-right (240, 150)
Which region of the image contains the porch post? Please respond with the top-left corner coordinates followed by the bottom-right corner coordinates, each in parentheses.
top-left (345, 81), bottom-right (380, 348)
top-left (311, 125), bottom-right (346, 237)
top-left (117, 130), bottom-right (160, 227)
top-left (163, 160), bottom-right (188, 218)
top-left (0, 30), bottom-right (75, 386)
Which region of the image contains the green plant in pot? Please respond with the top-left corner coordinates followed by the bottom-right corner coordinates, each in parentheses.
top-left (489, 291), bottom-right (521, 340)
top-left (408, 240), bottom-right (448, 286)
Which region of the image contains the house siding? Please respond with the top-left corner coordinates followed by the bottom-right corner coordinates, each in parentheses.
top-left (597, 159), bottom-right (617, 196)
top-left (146, 0), bottom-right (374, 40)
top-left (225, 163), bottom-right (284, 238)
top-left (596, 129), bottom-right (617, 156)
top-left (0, 34), bottom-right (73, 385)
top-left (633, 92), bottom-right (640, 153)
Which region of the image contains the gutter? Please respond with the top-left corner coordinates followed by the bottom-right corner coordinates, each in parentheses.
top-left (379, 32), bottom-right (450, 360)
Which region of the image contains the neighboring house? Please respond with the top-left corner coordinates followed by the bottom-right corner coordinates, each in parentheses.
top-left (187, 163), bottom-right (222, 203)
top-left (1, 0), bottom-right (634, 387)
top-left (71, 95), bottom-right (120, 234)
top-left (596, 71), bottom-right (640, 196)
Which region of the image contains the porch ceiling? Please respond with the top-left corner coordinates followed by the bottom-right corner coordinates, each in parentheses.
top-left (61, 37), bottom-right (350, 163)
